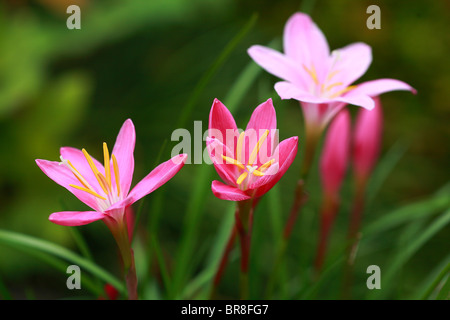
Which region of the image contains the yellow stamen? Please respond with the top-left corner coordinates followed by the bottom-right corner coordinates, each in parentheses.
top-left (236, 172), bottom-right (248, 185)
top-left (69, 184), bottom-right (106, 200)
top-left (82, 149), bottom-right (108, 194)
top-left (326, 70), bottom-right (340, 82)
top-left (221, 155), bottom-right (245, 170)
top-left (97, 173), bottom-right (111, 194)
top-left (303, 64), bottom-right (319, 85)
top-left (66, 160), bottom-right (90, 189)
top-left (112, 154), bottom-right (120, 197)
top-left (252, 170), bottom-right (264, 177)
top-left (103, 142), bottom-right (111, 189)
top-left (258, 159), bottom-right (275, 172)
top-left (236, 131), bottom-right (245, 164)
top-left (329, 85), bottom-right (357, 98)
top-left (248, 130), bottom-right (270, 165)
top-left (325, 82), bottom-right (343, 92)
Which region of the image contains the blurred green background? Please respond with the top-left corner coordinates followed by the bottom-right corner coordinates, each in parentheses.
top-left (0, 0), bottom-right (448, 299)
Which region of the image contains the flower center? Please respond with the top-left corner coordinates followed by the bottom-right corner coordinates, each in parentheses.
top-left (60, 142), bottom-right (121, 203)
top-left (302, 58), bottom-right (357, 99)
top-left (221, 129), bottom-right (275, 187)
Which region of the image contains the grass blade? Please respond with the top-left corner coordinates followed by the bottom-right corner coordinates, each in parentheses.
top-left (369, 209), bottom-right (450, 299)
top-left (363, 184), bottom-right (450, 236)
top-left (417, 257), bottom-right (450, 300)
top-left (0, 229), bottom-right (125, 294)
top-left (182, 203), bottom-right (235, 299)
top-left (367, 141), bottom-right (408, 205)
top-left (176, 13), bottom-right (258, 128)
top-left (0, 273), bottom-right (12, 300)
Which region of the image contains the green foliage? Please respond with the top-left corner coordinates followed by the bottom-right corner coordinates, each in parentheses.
top-left (0, 0), bottom-right (448, 300)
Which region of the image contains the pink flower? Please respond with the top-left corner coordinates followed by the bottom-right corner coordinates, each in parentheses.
top-left (248, 12), bottom-right (415, 130)
top-left (353, 97), bottom-right (383, 180)
top-left (320, 109), bottom-right (351, 196)
top-left (36, 119), bottom-right (187, 227)
top-left (207, 98), bottom-right (298, 201)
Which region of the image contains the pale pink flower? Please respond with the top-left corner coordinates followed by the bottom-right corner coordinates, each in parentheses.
top-left (207, 98), bottom-right (298, 201)
top-left (36, 119), bottom-right (187, 227)
top-left (248, 12), bottom-right (415, 131)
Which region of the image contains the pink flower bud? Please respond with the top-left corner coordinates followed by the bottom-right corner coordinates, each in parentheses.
top-left (320, 109), bottom-right (351, 196)
top-left (353, 97), bottom-right (383, 180)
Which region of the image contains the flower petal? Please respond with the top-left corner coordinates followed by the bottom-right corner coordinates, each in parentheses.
top-left (283, 12), bottom-right (330, 78)
top-left (247, 45), bottom-right (307, 89)
top-left (49, 211), bottom-right (105, 226)
top-left (36, 159), bottom-right (101, 211)
top-left (331, 42), bottom-right (372, 86)
top-left (60, 147), bottom-right (105, 195)
top-left (211, 180), bottom-right (251, 201)
top-left (245, 98), bottom-right (277, 133)
top-left (244, 99), bottom-right (278, 163)
top-left (334, 94), bottom-right (376, 111)
top-left (348, 78), bottom-right (417, 97)
top-left (275, 81), bottom-right (332, 104)
top-left (209, 99), bottom-right (238, 147)
top-left (249, 136), bottom-right (299, 198)
top-left (206, 137), bottom-right (239, 186)
top-left (111, 119), bottom-right (136, 197)
top-left (110, 154), bottom-right (187, 209)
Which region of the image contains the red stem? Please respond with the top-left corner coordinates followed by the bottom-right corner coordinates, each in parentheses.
top-left (342, 176), bottom-right (367, 298)
top-left (283, 180), bottom-right (308, 239)
top-left (213, 225), bottom-right (237, 287)
top-left (314, 195), bottom-right (339, 275)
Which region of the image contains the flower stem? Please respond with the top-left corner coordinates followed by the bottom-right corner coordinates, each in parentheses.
top-left (235, 199), bottom-right (255, 300)
top-left (342, 177), bottom-right (367, 299)
top-left (284, 123), bottom-right (320, 240)
top-left (209, 224), bottom-right (237, 299)
top-left (105, 214), bottom-right (139, 300)
top-left (314, 194), bottom-right (338, 276)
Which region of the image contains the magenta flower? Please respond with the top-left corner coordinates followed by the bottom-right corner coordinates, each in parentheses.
top-left (320, 109), bottom-right (351, 197)
top-left (353, 97), bottom-right (383, 181)
top-left (248, 12), bottom-right (415, 130)
top-left (36, 119), bottom-right (186, 300)
top-left (207, 98), bottom-right (298, 201)
top-left (36, 119), bottom-right (187, 227)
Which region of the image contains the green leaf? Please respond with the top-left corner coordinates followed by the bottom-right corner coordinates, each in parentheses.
top-left (367, 141), bottom-right (408, 205)
top-left (181, 203), bottom-right (235, 299)
top-left (363, 184), bottom-right (450, 236)
top-left (0, 273), bottom-right (12, 300)
top-left (436, 273), bottom-right (450, 300)
top-left (416, 257), bottom-right (450, 300)
top-left (176, 13), bottom-right (258, 128)
top-left (0, 229), bottom-right (125, 294)
top-left (369, 209), bottom-right (450, 299)
top-left (14, 245), bottom-right (102, 297)
top-left (151, 233), bottom-right (172, 299)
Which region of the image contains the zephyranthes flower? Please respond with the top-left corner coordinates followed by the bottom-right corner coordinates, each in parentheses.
top-left (248, 12), bottom-right (415, 131)
top-left (36, 119), bottom-right (187, 227)
top-left (36, 119), bottom-right (187, 299)
top-left (207, 98), bottom-right (298, 299)
top-left (207, 98), bottom-right (298, 201)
